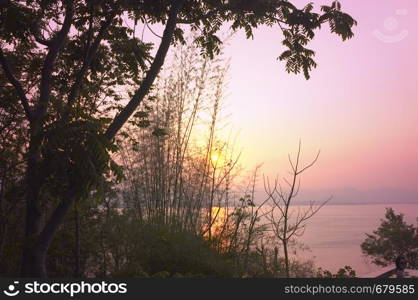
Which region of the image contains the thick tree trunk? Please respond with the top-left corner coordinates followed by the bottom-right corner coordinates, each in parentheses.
top-left (4, 7), bottom-right (87, 264)
top-left (0, 223), bottom-right (7, 264)
top-left (20, 0), bottom-right (182, 277)
top-left (20, 134), bottom-right (44, 277)
top-left (0, 172), bottom-right (6, 262)
top-left (20, 2), bottom-right (74, 277)
top-left (21, 183), bottom-right (77, 277)
top-left (24, 136), bottom-right (43, 237)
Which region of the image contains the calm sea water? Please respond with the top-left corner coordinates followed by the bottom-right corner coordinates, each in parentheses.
top-left (294, 204), bottom-right (418, 276)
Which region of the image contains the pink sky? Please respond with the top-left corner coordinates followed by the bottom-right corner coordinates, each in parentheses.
top-left (221, 0), bottom-right (418, 190)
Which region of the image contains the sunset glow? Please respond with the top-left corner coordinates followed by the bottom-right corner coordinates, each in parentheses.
top-left (221, 0), bottom-right (418, 191)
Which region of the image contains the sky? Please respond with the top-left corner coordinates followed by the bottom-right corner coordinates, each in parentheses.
top-left (140, 1), bottom-right (418, 195)
top-left (220, 0), bottom-right (418, 191)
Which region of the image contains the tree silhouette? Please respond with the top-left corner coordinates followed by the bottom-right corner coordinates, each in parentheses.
top-left (0, 0), bottom-right (356, 277)
top-left (361, 208), bottom-right (418, 269)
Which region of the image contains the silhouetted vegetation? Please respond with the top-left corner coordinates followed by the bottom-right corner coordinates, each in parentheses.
top-left (0, 0), bottom-right (357, 277)
top-left (361, 208), bottom-right (418, 269)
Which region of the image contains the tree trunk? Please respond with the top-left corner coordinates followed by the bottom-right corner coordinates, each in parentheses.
top-left (0, 222), bottom-right (7, 264)
top-left (20, 2), bottom-right (74, 277)
top-left (21, 189), bottom-right (77, 277)
top-left (74, 206), bottom-right (81, 277)
top-left (20, 134), bottom-right (44, 277)
top-left (20, 0), bottom-right (183, 278)
top-left (283, 239), bottom-right (290, 278)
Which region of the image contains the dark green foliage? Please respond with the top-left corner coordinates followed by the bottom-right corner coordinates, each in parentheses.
top-left (183, 0), bottom-right (357, 77)
top-left (317, 266), bottom-right (357, 278)
top-left (321, 1), bottom-right (357, 41)
top-left (126, 223), bottom-right (234, 277)
top-left (361, 208), bottom-right (418, 268)
top-left (41, 120), bottom-right (122, 200)
top-left (278, 1), bottom-right (357, 79)
top-left (151, 127), bottom-right (168, 136)
top-left (0, 58), bottom-right (27, 277)
top-left (86, 209), bottom-right (234, 278)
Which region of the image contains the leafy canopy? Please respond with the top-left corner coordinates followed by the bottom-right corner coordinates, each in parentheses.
top-left (0, 1), bottom-right (357, 115)
top-left (0, 0), bottom-right (356, 203)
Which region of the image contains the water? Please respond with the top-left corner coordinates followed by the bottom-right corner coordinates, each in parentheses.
top-left (293, 204), bottom-right (418, 276)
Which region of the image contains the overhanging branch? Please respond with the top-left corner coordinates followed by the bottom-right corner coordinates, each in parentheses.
top-left (105, 0), bottom-right (185, 140)
top-left (177, 9), bottom-right (220, 24)
top-left (0, 48), bottom-right (33, 121)
top-left (64, 9), bottom-right (118, 120)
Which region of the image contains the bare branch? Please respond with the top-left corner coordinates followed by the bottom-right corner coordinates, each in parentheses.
top-left (293, 177), bottom-right (301, 198)
top-left (145, 20), bottom-right (163, 39)
top-left (297, 150), bottom-right (321, 175)
top-left (266, 141), bottom-right (327, 277)
top-left (288, 153), bottom-right (295, 172)
top-left (283, 176), bottom-right (292, 188)
top-left (294, 139), bottom-right (302, 172)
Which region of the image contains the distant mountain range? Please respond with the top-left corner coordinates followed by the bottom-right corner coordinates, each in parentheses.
top-left (292, 188), bottom-right (418, 205)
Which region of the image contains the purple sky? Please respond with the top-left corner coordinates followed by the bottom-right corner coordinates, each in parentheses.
top-left (221, 0), bottom-right (418, 190)
top-left (140, 1), bottom-right (418, 192)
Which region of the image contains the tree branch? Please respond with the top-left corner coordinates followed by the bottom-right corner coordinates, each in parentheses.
top-left (0, 48), bottom-right (33, 121)
top-left (177, 9), bottom-right (220, 24)
top-left (34, 36), bottom-right (52, 47)
top-left (177, 3), bottom-right (256, 25)
top-left (35, 189), bottom-right (76, 255)
top-left (64, 9), bottom-right (117, 119)
top-left (35, 1), bottom-right (74, 123)
top-left (297, 150), bottom-right (320, 175)
top-left (105, 0), bottom-right (185, 140)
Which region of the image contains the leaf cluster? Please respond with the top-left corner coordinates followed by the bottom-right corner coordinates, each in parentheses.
top-left (40, 119), bottom-right (122, 200)
top-left (361, 208), bottom-right (418, 268)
